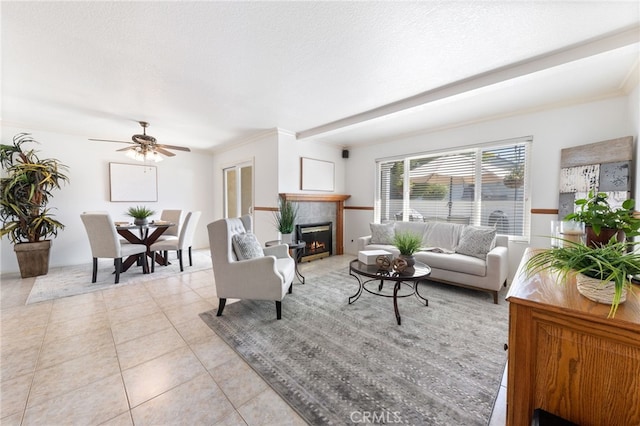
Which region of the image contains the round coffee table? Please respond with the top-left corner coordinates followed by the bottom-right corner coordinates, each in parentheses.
top-left (349, 259), bottom-right (431, 325)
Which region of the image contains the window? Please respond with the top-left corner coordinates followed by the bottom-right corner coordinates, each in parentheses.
top-left (376, 137), bottom-right (531, 238)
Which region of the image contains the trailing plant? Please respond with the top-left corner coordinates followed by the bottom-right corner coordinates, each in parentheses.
top-left (125, 205), bottom-right (156, 219)
top-left (393, 231), bottom-right (423, 256)
top-left (564, 190), bottom-right (640, 237)
top-left (0, 133), bottom-right (70, 244)
top-left (525, 239), bottom-right (640, 318)
top-left (273, 197), bottom-right (297, 234)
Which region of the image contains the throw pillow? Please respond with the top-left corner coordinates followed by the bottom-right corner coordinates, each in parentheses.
top-left (455, 226), bottom-right (496, 259)
top-left (370, 222), bottom-right (395, 244)
top-left (232, 232), bottom-right (265, 260)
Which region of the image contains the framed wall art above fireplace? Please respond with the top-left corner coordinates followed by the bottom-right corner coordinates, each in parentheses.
top-left (301, 157), bottom-right (334, 192)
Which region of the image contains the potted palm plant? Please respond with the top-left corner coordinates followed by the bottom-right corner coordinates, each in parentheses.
top-left (525, 239), bottom-right (640, 318)
top-left (564, 190), bottom-right (640, 247)
top-left (273, 196), bottom-right (297, 244)
top-left (0, 133), bottom-right (70, 278)
top-left (125, 205), bottom-right (156, 226)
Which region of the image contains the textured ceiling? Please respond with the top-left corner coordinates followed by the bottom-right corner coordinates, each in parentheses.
top-left (1, 1), bottom-right (639, 152)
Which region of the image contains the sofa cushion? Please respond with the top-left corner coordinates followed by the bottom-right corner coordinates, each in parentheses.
top-left (455, 226), bottom-right (496, 259)
top-left (232, 232), bottom-right (265, 260)
top-left (415, 251), bottom-right (487, 277)
top-left (394, 221), bottom-right (427, 238)
top-left (370, 222), bottom-right (395, 244)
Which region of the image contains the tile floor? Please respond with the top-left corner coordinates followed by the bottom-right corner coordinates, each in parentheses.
top-left (1, 254), bottom-right (506, 425)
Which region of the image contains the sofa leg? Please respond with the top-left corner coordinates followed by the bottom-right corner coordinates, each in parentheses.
top-left (217, 298), bottom-right (226, 316)
top-left (492, 291), bottom-right (499, 304)
top-left (276, 301), bottom-right (282, 320)
top-left (288, 283), bottom-right (293, 294)
top-left (503, 279), bottom-right (507, 287)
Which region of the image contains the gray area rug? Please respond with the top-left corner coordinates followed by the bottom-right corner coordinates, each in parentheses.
top-left (26, 249), bottom-right (212, 304)
top-left (200, 269), bottom-right (509, 425)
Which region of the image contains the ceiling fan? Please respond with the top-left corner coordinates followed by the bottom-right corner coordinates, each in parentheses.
top-left (89, 121), bottom-right (191, 161)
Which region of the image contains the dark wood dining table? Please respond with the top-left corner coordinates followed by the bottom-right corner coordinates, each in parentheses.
top-left (116, 222), bottom-right (174, 273)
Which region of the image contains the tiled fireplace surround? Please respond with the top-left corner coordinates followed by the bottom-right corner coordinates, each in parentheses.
top-left (279, 194), bottom-right (350, 258)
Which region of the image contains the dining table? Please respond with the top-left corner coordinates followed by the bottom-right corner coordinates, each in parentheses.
top-left (115, 222), bottom-right (174, 273)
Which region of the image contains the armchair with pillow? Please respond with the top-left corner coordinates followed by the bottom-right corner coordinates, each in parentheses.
top-left (207, 215), bottom-right (295, 320)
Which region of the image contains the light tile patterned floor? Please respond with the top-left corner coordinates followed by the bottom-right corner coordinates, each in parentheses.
top-left (1, 254), bottom-right (505, 425)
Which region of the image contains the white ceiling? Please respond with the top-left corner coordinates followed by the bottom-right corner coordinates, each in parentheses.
top-left (2, 1), bottom-right (639, 153)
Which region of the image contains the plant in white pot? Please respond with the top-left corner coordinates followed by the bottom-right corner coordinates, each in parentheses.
top-left (525, 239), bottom-right (640, 318)
top-left (0, 133), bottom-right (70, 278)
top-left (273, 197), bottom-right (297, 244)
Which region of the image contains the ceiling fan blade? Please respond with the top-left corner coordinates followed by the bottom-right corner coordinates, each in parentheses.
top-left (155, 147), bottom-right (176, 157)
top-left (116, 146), bottom-right (135, 152)
top-left (89, 138), bottom-right (133, 144)
top-left (156, 144), bottom-right (191, 152)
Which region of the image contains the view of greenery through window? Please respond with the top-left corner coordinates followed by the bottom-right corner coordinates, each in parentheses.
top-left (377, 138), bottom-right (531, 237)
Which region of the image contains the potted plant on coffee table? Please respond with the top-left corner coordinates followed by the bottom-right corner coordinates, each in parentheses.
top-left (125, 205), bottom-right (156, 226)
top-left (564, 190), bottom-right (640, 247)
top-left (273, 196), bottom-right (297, 244)
top-left (525, 239), bottom-right (640, 318)
top-left (393, 231), bottom-right (423, 267)
top-left (0, 133), bottom-right (70, 278)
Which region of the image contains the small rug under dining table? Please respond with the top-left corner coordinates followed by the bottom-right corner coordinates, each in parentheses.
top-left (200, 269), bottom-right (509, 425)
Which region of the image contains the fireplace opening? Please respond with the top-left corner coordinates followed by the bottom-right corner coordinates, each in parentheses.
top-left (296, 222), bottom-right (332, 262)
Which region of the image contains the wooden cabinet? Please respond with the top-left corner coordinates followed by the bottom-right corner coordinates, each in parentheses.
top-left (506, 249), bottom-right (640, 426)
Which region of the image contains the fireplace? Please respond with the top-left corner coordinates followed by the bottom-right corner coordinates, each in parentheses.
top-left (296, 222), bottom-right (332, 262)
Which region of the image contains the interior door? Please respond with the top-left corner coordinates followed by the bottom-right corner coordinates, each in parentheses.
top-left (224, 162), bottom-right (253, 218)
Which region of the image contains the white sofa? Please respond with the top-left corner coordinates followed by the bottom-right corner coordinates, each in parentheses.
top-left (357, 221), bottom-right (509, 303)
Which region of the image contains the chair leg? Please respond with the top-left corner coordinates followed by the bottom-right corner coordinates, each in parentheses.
top-left (151, 251), bottom-right (155, 273)
top-left (276, 301), bottom-right (282, 320)
top-left (92, 258), bottom-right (98, 283)
top-left (114, 258), bottom-right (122, 284)
top-left (216, 298), bottom-right (227, 316)
top-left (141, 253), bottom-right (149, 274)
top-left (164, 251), bottom-right (169, 266)
top-left (188, 246), bottom-right (193, 266)
top-left (178, 249), bottom-right (184, 272)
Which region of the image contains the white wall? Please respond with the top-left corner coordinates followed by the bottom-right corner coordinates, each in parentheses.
top-left (1, 125), bottom-right (215, 274)
top-left (341, 94), bottom-right (638, 280)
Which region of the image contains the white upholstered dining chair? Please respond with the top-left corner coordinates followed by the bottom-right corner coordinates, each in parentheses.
top-left (80, 212), bottom-right (148, 283)
top-left (154, 209), bottom-right (183, 242)
top-left (150, 211), bottom-right (201, 272)
top-left (208, 215), bottom-right (295, 320)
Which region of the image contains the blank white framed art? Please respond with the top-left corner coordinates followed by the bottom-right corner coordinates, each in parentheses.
top-left (109, 162), bottom-right (158, 202)
top-left (300, 157), bottom-right (334, 191)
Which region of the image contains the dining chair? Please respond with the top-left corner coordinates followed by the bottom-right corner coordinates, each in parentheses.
top-left (155, 209), bottom-right (183, 242)
top-left (150, 211), bottom-right (201, 272)
top-left (80, 212), bottom-right (149, 283)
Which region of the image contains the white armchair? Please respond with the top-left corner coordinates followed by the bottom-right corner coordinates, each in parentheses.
top-left (207, 215), bottom-right (295, 320)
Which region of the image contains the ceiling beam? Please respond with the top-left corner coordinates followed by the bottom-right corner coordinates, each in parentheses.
top-left (296, 24), bottom-right (640, 141)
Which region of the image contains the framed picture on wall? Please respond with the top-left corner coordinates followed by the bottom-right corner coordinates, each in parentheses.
top-left (109, 162), bottom-right (158, 202)
top-left (301, 157), bottom-right (334, 191)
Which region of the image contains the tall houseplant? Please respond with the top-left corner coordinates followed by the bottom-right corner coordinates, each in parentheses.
top-left (0, 133), bottom-right (70, 277)
top-left (564, 190), bottom-right (640, 247)
top-left (273, 196), bottom-right (297, 244)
